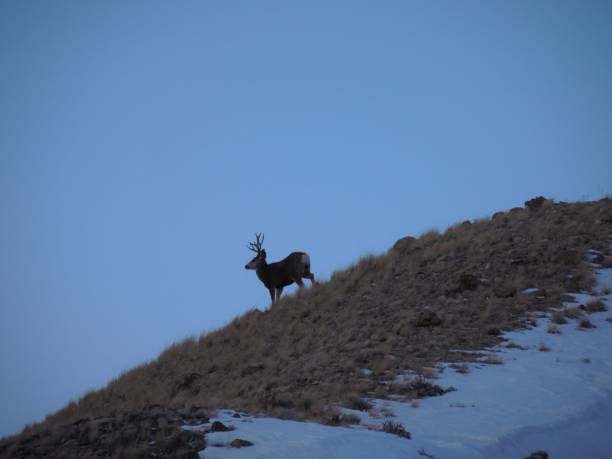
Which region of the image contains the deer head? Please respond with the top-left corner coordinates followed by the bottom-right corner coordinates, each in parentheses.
top-left (245, 233), bottom-right (266, 269)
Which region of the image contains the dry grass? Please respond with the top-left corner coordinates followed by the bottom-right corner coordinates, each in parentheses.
top-left (4, 197), bottom-right (612, 447)
top-left (578, 318), bottom-right (596, 329)
top-left (450, 363), bottom-right (469, 374)
top-left (538, 342), bottom-right (551, 352)
top-left (550, 310), bottom-right (567, 324)
top-left (564, 307), bottom-right (584, 320)
top-left (381, 420), bottom-right (411, 439)
top-left (586, 299), bottom-right (607, 313)
top-left (482, 355), bottom-right (503, 365)
top-left (546, 324), bottom-right (561, 335)
top-left (505, 341), bottom-right (529, 350)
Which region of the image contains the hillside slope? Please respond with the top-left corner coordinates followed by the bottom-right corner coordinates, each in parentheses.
top-left (202, 266), bottom-right (612, 458)
top-left (2, 197), bottom-right (612, 457)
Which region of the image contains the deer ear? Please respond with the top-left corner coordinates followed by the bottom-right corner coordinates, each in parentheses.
top-left (261, 249), bottom-right (267, 258)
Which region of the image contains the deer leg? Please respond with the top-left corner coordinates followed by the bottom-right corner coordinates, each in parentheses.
top-left (268, 287), bottom-right (276, 304)
top-left (303, 272), bottom-right (316, 286)
top-left (276, 286), bottom-right (284, 301)
top-left (294, 277), bottom-right (305, 288)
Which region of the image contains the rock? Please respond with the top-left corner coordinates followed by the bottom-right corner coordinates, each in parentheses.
top-left (414, 310), bottom-right (443, 327)
top-left (396, 429), bottom-right (411, 440)
top-left (491, 211), bottom-right (506, 221)
top-left (493, 284), bottom-right (516, 298)
top-left (524, 450), bottom-right (548, 459)
top-left (230, 438), bottom-right (254, 448)
top-left (210, 421), bottom-right (231, 432)
top-left (392, 236), bottom-right (416, 253)
top-left (524, 196), bottom-right (548, 211)
top-left (458, 273), bottom-right (480, 292)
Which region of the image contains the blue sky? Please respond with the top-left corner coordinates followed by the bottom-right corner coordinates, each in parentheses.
top-left (1, 0), bottom-right (611, 437)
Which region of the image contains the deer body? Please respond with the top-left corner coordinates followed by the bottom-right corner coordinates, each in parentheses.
top-left (245, 234), bottom-right (315, 304)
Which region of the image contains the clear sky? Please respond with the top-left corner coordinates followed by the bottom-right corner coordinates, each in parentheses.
top-left (1, 0), bottom-right (611, 437)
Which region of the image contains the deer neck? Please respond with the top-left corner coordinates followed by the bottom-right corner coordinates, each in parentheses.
top-left (255, 260), bottom-right (269, 282)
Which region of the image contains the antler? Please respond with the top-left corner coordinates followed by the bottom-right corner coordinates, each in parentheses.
top-left (247, 233), bottom-right (265, 253)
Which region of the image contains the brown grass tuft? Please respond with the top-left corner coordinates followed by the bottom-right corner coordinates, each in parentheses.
top-left (578, 318), bottom-right (595, 329)
top-left (551, 311), bottom-right (567, 324)
top-left (586, 299), bottom-right (607, 313)
top-left (564, 307), bottom-right (584, 320)
top-left (381, 420), bottom-right (411, 439)
top-left (538, 342), bottom-right (551, 352)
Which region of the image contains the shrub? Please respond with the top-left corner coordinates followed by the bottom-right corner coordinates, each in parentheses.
top-left (339, 413), bottom-right (361, 425)
top-left (551, 311), bottom-right (567, 324)
top-left (451, 363), bottom-right (469, 374)
top-left (538, 343), bottom-right (551, 352)
top-left (388, 377), bottom-right (452, 398)
top-left (382, 420), bottom-right (411, 439)
top-left (564, 307), bottom-right (583, 320)
top-left (344, 394), bottom-right (371, 412)
top-left (586, 299), bottom-right (607, 313)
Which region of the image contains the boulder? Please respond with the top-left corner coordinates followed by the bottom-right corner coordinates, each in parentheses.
top-left (210, 421), bottom-right (231, 432)
top-left (524, 196), bottom-right (548, 211)
top-left (230, 438), bottom-right (254, 448)
top-left (392, 236), bottom-right (416, 253)
top-left (524, 450), bottom-right (548, 459)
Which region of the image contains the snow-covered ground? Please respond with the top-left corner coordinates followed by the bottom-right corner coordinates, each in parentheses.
top-left (192, 264), bottom-right (612, 459)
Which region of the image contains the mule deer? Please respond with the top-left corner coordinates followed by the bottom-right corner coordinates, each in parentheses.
top-left (244, 233), bottom-right (315, 303)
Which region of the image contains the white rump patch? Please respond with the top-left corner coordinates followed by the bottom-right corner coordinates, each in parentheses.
top-left (302, 253), bottom-right (310, 266)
